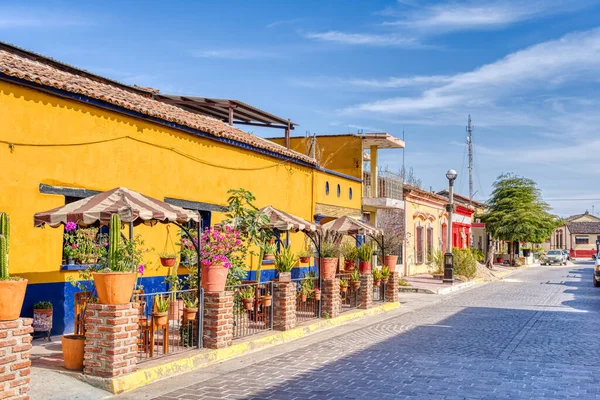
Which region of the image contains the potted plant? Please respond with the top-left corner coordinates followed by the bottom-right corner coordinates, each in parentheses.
top-left (200, 226), bottom-right (244, 292)
top-left (372, 269), bottom-right (383, 286)
top-left (299, 286), bottom-right (309, 302)
top-left (0, 213), bottom-right (28, 321)
top-left (298, 248), bottom-right (313, 264)
top-left (93, 214), bottom-right (138, 305)
top-left (152, 295), bottom-right (170, 326)
top-left (275, 245), bottom-right (297, 283)
top-left (381, 266), bottom-right (391, 285)
top-left (313, 287), bottom-right (321, 301)
top-left (341, 243), bottom-right (358, 272)
top-left (182, 293), bottom-right (199, 322)
top-left (33, 301), bottom-right (53, 339)
top-left (178, 230), bottom-right (198, 266)
top-left (164, 267), bottom-right (184, 321)
top-left (159, 252), bottom-right (177, 267)
top-left (339, 278), bottom-right (349, 293)
top-left (260, 290), bottom-right (272, 307)
top-left (358, 244), bottom-right (374, 274)
top-left (240, 286), bottom-right (255, 311)
top-left (261, 242), bottom-right (277, 261)
top-left (62, 334), bottom-right (86, 370)
top-left (319, 240), bottom-right (340, 279)
top-left (350, 270), bottom-right (361, 290)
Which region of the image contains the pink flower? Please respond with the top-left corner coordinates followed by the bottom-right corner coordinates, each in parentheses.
top-left (137, 264), bottom-right (145, 275)
top-left (65, 221), bottom-right (77, 232)
top-left (71, 244), bottom-right (78, 249)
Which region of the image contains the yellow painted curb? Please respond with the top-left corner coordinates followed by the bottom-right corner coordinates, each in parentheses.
top-left (108, 302), bottom-right (400, 394)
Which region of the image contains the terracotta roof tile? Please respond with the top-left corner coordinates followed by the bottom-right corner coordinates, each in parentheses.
top-left (0, 48), bottom-right (317, 165)
top-left (568, 222), bottom-right (600, 234)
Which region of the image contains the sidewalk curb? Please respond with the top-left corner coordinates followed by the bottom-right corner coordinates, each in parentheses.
top-left (398, 279), bottom-right (478, 295)
top-left (68, 302), bottom-right (400, 394)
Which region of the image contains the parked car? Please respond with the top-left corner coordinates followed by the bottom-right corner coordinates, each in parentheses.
top-left (543, 250), bottom-right (567, 265)
top-left (562, 249), bottom-right (570, 261)
top-left (594, 255), bottom-right (600, 287)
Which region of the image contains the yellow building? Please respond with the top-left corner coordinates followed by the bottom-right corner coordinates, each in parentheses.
top-left (0, 43), bottom-right (360, 333)
top-left (403, 185), bottom-right (448, 276)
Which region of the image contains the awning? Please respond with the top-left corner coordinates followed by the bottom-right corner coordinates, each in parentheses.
top-left (260, 206), bottom-right (318, 232)
top-left (34, 187), bottom-right (199, 228)
top-left (320, 216), bottom-right (381, 236)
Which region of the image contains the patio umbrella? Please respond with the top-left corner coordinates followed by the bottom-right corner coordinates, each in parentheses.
top-left (34, 187), bottom-right (199, 228)
top-left (320, 216), bottom-right (381, 236)
top-left (259, 205), bottom-right (318, 233)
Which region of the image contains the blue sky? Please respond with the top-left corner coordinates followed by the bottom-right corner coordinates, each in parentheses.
top-left (3, 0), bottom-right (600, 217)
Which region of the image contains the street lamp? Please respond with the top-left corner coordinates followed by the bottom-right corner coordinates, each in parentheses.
top-left (444, 169), bottom-right (457, 284)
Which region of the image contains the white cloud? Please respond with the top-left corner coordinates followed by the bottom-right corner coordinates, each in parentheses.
top-left (384, 0), bottom-right (594, 33)
top-left (345, 28), bottom-right (600, 113)
top-left (304, 31), bottom-right (419, 47)
top-left (267, 18), bottom-right (303, 29)
top-left (190, 49), bottom-right (276, 60)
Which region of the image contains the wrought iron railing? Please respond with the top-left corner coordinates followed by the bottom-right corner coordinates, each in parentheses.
top-left (373, 281), bottom-right (386, 302)
top-left (336, 273), bottom-right (359, 312)
top-left (293, 276), bottom-right (320, 323)
top-left (228, 281), bottom-right (273, 340)
top-left (133, 288), bottom-right (202, 363)
top-left (363, 171), bottom-right (403, 200)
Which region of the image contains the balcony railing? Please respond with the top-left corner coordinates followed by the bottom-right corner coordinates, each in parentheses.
top-left (363, 171), bottom-right (403, 200)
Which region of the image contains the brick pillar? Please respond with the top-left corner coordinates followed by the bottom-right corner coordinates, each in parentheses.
top-left (203, 291), bottom-right (233, 349)
top-left (84, 303), bottom-right (138, 377)
top-left (321, 278), bottom-right (340, 319)
top-left (385, 272), bottom-right (400, 303)
top-left (0, 319), bottom-right (32, 400)
top-left (358, 273), bottom-right (373, 309)
top-left (273, 283), bottom-right (296, 331)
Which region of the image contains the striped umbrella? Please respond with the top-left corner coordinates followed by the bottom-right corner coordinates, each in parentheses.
top-left (260, 205), bottom-right (318, 232)
top-left (34, 187), bottom-right (199, 228)
top-left (320, 216), bottom-right (381, 236)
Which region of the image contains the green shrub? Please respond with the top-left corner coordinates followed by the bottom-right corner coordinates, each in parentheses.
top-left (453, 248), bottom-right (477, 280)
top-left (471, 248), bottom-right (485, 263)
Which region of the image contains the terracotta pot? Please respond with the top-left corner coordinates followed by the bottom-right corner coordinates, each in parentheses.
top-left (359, 261), bottom-right (371, 274)
top-left (242, 298), bottom-right (254, 311)
top-left (300, 256), bottom-right (311, 263)
top-left (260, 296), bottom-right (272, 307)
top-left (344, 260), bottom-right (356, 272)
top-left (320, 258), bottom-right (338, 279)
top-left (278, 271), bottom-right (291, 283)
top-left (351, 281), bottom-right (361, 290)
top-left (263, 254), bottom-right (275, 261)
top-left (93, 272), bottom-right (136, 305)
top-left (373, 279), bottom-right (381, 287)
top-left (33, 308), bottom-right (53, 331)
top-left (201, 262), bottom-right (228, 292)
top-left (384, 256), bottom-right (398, 272)
top-left (62, 334), bottom-right (85, 371)
top-left (340, 285), bottom-right (348, 293)
top-left (381, 277), bottom-right (390, 285)
top-left (497, 257), bottom-right (503, 263)
top-left (153, 312), bottom-right (168, 326)
top-left (0, 279), bottom-right (27, 321)
top-left (300, 293), bottom-right (307, 302)
top-left (183, 307), bottom-right (198, 321)
top-left (160, 257), bottom-right (177, 267)
top-left (314, 290), bottom-right (321, 301)
top-left (169, 299), bottom-right (184, 321)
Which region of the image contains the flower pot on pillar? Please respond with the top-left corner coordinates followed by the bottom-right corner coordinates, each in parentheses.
top-left (383, 256), bottom-right (398, 272)
top-left (201, 262), bottom-right (228, 292)
top-left (320, 258), bottom-right (338, 279)
top-left (359, 261), bottom-right (371, 274)
top-left (93, 272), bottom-right (136, 305)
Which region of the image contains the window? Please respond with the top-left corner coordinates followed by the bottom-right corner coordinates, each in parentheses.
top-left (325, 182), bottom-right (329, 195)
top-left (337, 184), bottom-right (341, 197)
top-left (426, 227), bottom-right (434, 262)
top-left (349, 188), bottom-right (353, 200)
top-left (416, 226), bottom-right (424, 264)
top-left (575, 236), bottom-right (589, 244)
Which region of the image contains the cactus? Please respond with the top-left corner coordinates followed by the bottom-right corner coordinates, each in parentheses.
top-left (0, 213), bottom-right (9, 280)
top-left (108, 214), bottom-right (120, 271)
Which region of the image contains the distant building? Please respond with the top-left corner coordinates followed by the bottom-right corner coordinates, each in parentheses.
top-left (544, 211), bottom-right (600, 258)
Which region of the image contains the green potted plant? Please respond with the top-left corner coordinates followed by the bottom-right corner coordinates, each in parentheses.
top-left (260, 290), bottom-right (272, 307)
top-left (182, 293), bottom-right (199, 322)
top-left (339, 278), bottom-right (349, 293)
top-left (159, 252), bottom-right (177, 267)
top-left (0, 213), bottom-right (27, 321)
top-left (357, 244), bottom-right (374, 274)
top-left (381, 266), bottom-right (391, 285)
top-left (152, 295), bottom-right (170, 326)
top-left (350, 269), bottom-right (361, 290)
top-left (341, 243), bottom-right (358, 272)
top-left (33, 301), bottom-right (53, 339)
top-left (319, 240), bottom-right (340, 279)
top-left (261, 242), bottom-right (277, 261)
top-left (298, 285), bottom-right (310, 302)
top-left (298, 248), bottom-right (313, 264)
top-left (313, 287), bottom-right (321, 301)
top-left (239, 286), bottom-right (255, 311)
top-left (372, 268), bottom-right (383, 286)
top-left (275, 245), bottom-right (297, 283)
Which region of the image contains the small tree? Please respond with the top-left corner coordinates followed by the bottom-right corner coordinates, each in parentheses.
top-left (480, 174), bottom-right (560, 266)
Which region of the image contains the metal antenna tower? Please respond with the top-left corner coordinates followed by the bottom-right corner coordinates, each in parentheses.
top-left (466, 115), bottom-right (474, 202)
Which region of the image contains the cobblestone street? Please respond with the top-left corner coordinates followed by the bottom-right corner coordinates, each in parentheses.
top-left (123, 263), bottom-right (600, 400)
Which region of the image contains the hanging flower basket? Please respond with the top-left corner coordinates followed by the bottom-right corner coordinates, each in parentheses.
top-left (160, 256), bottom-right (177, 267)
top-left (313, 289), bottom-right (321, 301)
top-left (242, 298), bottom-right (254, 311)
top-left (152, 311), bottom-right (168, 326)
top-left (340, 284), bottom-right (348, 294)
top-left (373, 279), bottom-right (381, 287)
top-left (300, 256), bottom-right (311, 264)
top-left (183, 307), bottom-right (198, 322)
top-left (351, 281), bottom-right (361, 290)
top-left (260, 295), bottom-right (272, 307)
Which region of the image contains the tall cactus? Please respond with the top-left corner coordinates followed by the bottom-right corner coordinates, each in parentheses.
top-left (108, 214), bottom-right (120, 271)
top-left (0, 213), bottom-right (9, 279)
